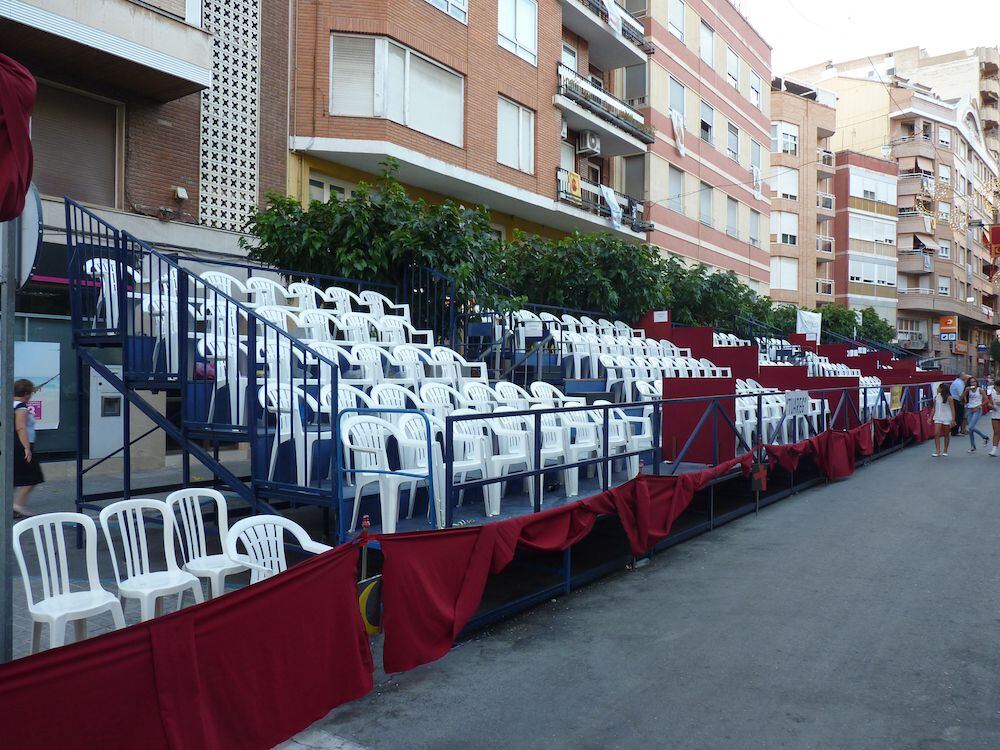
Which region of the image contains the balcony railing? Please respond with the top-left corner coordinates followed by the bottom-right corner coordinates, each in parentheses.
top-left (816, 235), bottom-right (834, 254)
top-left (983, 304), bottom-right (995, 318)
top-left (816, 278), bottom-right (834, 296)
top-left (896, 134), bottom-right (932, 144)
top-left (817, 149), bottom-right (835, 168)
top-left (557, 64), bottom-right (655, 144)
top-left (576, 0), bottom-right (655, 54)
top-left (556, 168), bottom-right (653, 233)
top-left (898, 287), bottom-right (934, 295)
top-left (817, 191), bottom-right (835, 211)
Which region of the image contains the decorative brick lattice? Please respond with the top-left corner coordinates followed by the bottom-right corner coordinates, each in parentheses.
top-left (199, 0), bottom-right (261, 231)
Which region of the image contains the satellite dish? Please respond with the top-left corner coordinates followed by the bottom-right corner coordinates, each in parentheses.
top-left (17, 182), bottom-right (42, 289)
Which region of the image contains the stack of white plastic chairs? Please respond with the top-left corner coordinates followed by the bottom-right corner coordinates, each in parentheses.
top-left (713, 332), bottom-right (752, 347)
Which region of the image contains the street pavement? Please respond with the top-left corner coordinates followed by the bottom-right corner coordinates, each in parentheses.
top-left (287, 434), bottom-right (1000, 750)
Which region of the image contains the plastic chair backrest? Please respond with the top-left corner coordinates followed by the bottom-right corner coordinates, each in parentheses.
top-left (166, 488), bottom-right (230, 565)
top-left (225, 515), bottom-right (331, 585)
top-left (14, 513), bottom-right (104, 607)
top-left (99, 499), bottom-right (180, 585)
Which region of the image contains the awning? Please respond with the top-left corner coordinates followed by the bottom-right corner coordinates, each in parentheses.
top-left (913, 233), bottom-right (940, 251)
top-left (898, 194), bottom-right (916, 208)
top-left (916, 156), bottom-right (934, 172)
top-left (898, 156), bottom-right (917, 171)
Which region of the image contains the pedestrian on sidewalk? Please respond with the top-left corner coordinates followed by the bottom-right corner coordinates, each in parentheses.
top-left (933, 382), bottom-right (957, 458)
top-left (988, 379), bottom-right (1000, 457)
top-left (950, 373), bottom-right (969, 436)
top-left (963, 377), bottom-right (990, 452)
top-left (12, 379), bottom-right (43, 517)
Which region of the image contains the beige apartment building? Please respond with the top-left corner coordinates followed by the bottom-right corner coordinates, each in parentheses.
top-left (788, 66), bottom-right (1000, 372)
top-left (767, 77), bottom-right (836, 308)
top-left (794, 46), bottom-right (1000, 159)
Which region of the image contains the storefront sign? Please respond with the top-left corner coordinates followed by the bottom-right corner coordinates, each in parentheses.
top-left (953, 339), bottom-right (969, 355)
top-left (939, 315), bottom-right (959, 334)
top-left (14, 341), bottom-right (61, 430)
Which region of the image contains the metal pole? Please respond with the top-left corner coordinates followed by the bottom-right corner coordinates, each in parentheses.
top-left (1, 217), bottom-right (20, 663)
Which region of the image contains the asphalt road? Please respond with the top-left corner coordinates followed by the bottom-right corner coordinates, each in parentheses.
top-left (286, 436), bottom-right (1000, 750)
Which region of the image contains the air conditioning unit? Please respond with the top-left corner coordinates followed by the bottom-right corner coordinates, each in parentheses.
top-left (560, 118), bottom-right (568, 140)
top-left (577, 131), bottom-right (601, 157)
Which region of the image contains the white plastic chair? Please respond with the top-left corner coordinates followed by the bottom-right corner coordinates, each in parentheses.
top-left (166, 488), bottom-right (250, 599)
top-left (341, 415), bottom-right (417, 533)
top-left (225, 515), bottom-right (332, 585)
top-left (359, 290), bottom-right (411, 321)
top-left (99, 499), bottom-right (204, 621)
top-left (429, 346), bottom-right (488, 385)
top-left (324, 286), bottom-right (366, 316)
top-left (246, 276), bottom-right (296, 308)
top-left (375, 316), bottom-right (433, 347)
top-left (14, 513), bottom-right (125, 652)
top-left (420, 382), bottom-right (472, 419)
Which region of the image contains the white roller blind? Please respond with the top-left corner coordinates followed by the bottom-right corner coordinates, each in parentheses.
top-left (385, 43), bottom-right (406, 124)
top-left (770, 257), bottom-right (799, 290)
top-left (331, 35), bottom-right (375, 116)
top-left (408, 52), bottom-right (464, 146)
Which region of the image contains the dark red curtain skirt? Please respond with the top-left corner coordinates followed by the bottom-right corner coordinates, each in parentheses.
top-left (0, 53), bottom-right (36, 220)
top-left (0, 543), bottom-right (373, 750)
top-left (379, 454), bottom-right (753, 673)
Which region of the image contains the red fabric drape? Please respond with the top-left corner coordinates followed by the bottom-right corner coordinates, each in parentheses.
top-left (901, 408), bottom-right (935, 443)
top-left (0, 543), bottom-right (373, 750)
top-left (0, 53), bottom-right (36, 220)
top-left (379, 455), bottom-right (752, 673)
top-left (873, 415), bottom-right (902, 446)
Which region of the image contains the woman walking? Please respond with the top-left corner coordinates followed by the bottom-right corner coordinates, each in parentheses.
top-left (963, 377), bottom-right (991, 452)
top-left (988, 378), bottom-right (1000, 457)
top-left (13, 379), bottom-right (43, 517)
top-left (932, 382), bottom-right (956, 458)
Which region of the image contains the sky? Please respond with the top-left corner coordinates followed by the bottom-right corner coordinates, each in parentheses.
top-left (739, 0), bottom-right (1000, 75)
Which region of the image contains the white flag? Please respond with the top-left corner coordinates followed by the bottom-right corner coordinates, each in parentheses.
top-left (751, 165), bottom-right (762, 200)
top-left (602, 0), bottom-right (622, 34)
top-left (600, 184), bottom-right (623, 231)
top-left (670, 110), bottom-right (686, 158)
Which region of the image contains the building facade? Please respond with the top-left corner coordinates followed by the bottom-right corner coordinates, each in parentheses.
top-left (767, 76), bottom-right (836, 308)
top-left (831, 151), bottom-right (899, 325)
top-left (288, 0), bottom-right (655, 242)
top-left (645, 0), bottom-right (772, 289)
top-left (789, 67), bottom-right (999, 373)
top-left (1, 0), bottom-right (290, 459)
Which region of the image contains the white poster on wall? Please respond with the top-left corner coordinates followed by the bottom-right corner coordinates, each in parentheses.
top-left (796, 310), bottom-right (822, 343)
top-left (14, 341), bottom-right (61, 430)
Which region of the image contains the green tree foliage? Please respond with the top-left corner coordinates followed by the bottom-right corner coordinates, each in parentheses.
top-left (240, 167), bottom-right (900, 346)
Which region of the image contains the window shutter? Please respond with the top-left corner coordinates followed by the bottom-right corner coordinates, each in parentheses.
top-left (408, 54), bottom-right (464, 146)
top-left (331, 35), bottom-right (375, 116)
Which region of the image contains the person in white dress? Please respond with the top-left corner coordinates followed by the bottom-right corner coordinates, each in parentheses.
top-left (987, 379), bottom-right (1000, 457)
top-left (932, 382), bottom-right (956, 458)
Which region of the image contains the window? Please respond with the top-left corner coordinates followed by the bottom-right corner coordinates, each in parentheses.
top-left (497, 96), bottom-right (534, 173)
top-left (938, 276), bottom-right (951, 296)
top-left (848, 170), bottom-right (896, 204)
top-left (938, 127), bottom-right (951, 148)
top-left (771, 121), bottom-right (798, 155)
top-left (750, 140), bottom-right (761, 173)
top-left (699, 22), bottom-right (714, 67)
top-left (750, 71), bottom-right (762, 109)
top-left (498, 0), bottom-right (537, 65)
top-left (849, 261), bottom-right (897, 286)
top-left (939, 239), bottom-right (951, 259)
top-left (668, 0), bottom-right (685, 40)
top-left (700, 101), bottom-right (714, 144)
top-left (423, 0), bottom-right (467, 22)
top-left (849, 214), bottom-right (895, 244)
top-left (669, 77), bottom-right (685, 120)
top-left (939, 201), bottom-right (951, 220)
top-left (331, 35), bottom-right (464, 146)
top-left (727, 123), bottom-right (739, 161)
top-left (773, 168), bottom-right (798, 200)
top-left (308, 172), bottom-right (350, 202)
top-left (726, 48), bottom-right (740, 88)
top-left (727, 197), bottom-right (739, 237)
top-left (770, 211), bottom-right (798, 245)
top-left (938, 164), bottom-right (951, 184)
top-left (623, 155), bottom-right (644, 201)
top-left (668, 166), bottom-right (685, 213)
top-left (770, 257), bottom-right (799, 291)
top-left (749, 210), bottom-right (760, 246)
top-left (561, 43), bottom-right (577, 71)
top-left (699, 182), bottom-right (713, 226)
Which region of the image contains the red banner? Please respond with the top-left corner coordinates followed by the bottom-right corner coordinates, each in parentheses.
top-left (0, 53), bottom-right (36, 220)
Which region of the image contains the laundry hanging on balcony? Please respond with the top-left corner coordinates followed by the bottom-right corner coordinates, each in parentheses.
top-left (599, 184), bottom-right (623, 230)
top-left (601, 0), bottom-right (622, 35)
top-left (752, 165), bottom-right (763, 200)
top-left (670, 110), bottom-right (686, 157)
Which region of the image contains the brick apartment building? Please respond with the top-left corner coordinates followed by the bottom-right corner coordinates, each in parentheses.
top-left (288, 0), bottom-right (773, 287)
top-left (0, 0), bottom-right (290, 458)
top-left (831, 151), bottom-right (899, 325)
top-left (767, 76), bottom-right (836, 309)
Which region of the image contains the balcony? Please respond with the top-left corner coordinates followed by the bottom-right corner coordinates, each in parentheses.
top-left (896, 330), bottom-right (929, 351)
top-left (556, 168), bottom-right (653, 234)
top-left (894, 135), bottom-right (937, 160)
top-left (816, 191), bottom-right (835, 219)
top-left (816, 278), bottom-right (834, 297)
top-left (897, 289), bottom-right (999, 326)
top-left (982, 103), bottom-right (1000, 128)
top-left (897, 250), bottom-right (935, 275)
top-left (0, 0), bottom-right (211, 101)
top-left (555, 64), bottom-right (655, 157)
top-left (816, 235), bottom-right (835, 259)
top-left (897, 208), bottom-right (936, 235)
top-left (816, 149), bottom-right (835, 179)
top-left (561, 0), bottom-right (653, 70)
top-left (981, 76), bottom-right (1000, 102)
top-left (897, 174), bottom-right (935, 198)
